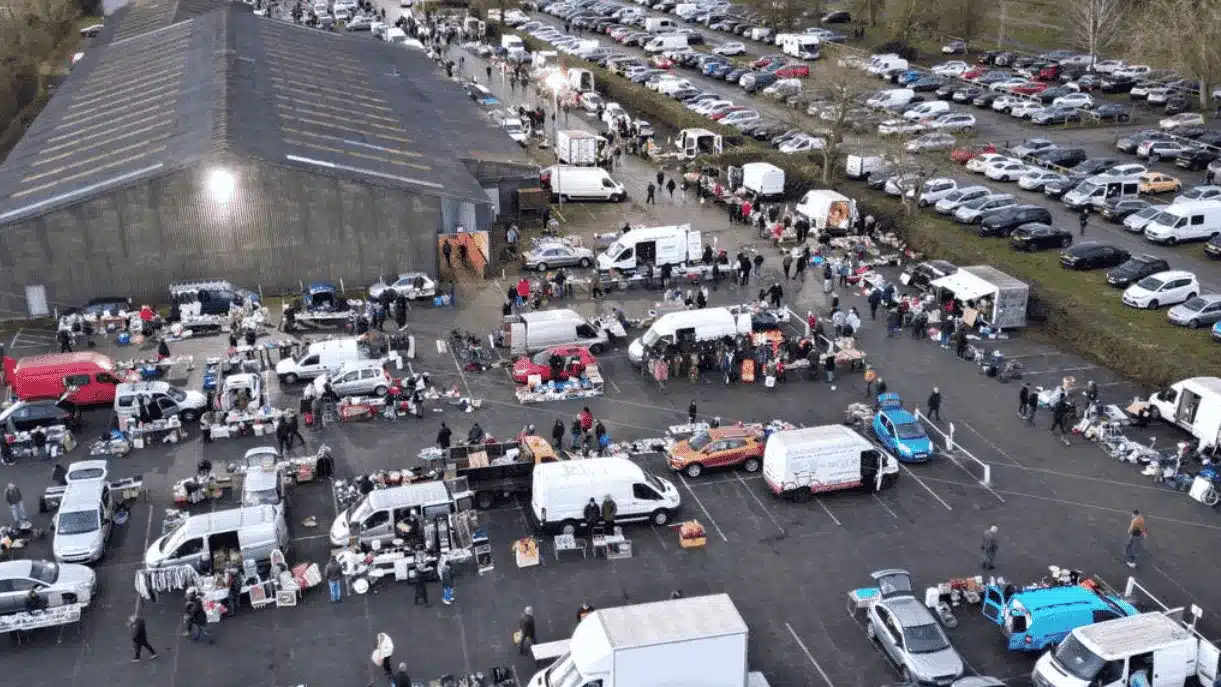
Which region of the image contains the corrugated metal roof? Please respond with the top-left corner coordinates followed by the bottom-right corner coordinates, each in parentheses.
top-left (0, 7), bottom-right (534, 224)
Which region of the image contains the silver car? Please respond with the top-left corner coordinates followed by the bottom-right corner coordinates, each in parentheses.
top-left (953, 194), bottom-right (1017, 223)
top-left (367, 272), bottom-right (437, 301)
top-left (522, 243), bottom-right (595, 272)
top-left (1167, 294), bottom-right (1221, 328)
top-left (866, 569), bottom-right (965, 686)
top-left (0, 560), bottom-right (96, 613)
top-left (311, 359), bottom-right (392, 398)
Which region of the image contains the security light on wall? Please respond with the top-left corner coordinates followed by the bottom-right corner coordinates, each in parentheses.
top-left (206, 169), bottom-right (236, 203)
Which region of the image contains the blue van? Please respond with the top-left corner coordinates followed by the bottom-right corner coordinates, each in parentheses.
top-left (982, 583), bottom-right (1139, 651)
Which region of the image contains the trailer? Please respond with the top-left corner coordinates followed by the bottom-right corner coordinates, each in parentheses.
top-left (432, 436), bottom-right (560, 509)
top-left (286, 282), bottom-right (362, 327)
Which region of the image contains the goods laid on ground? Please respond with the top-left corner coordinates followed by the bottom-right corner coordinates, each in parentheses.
top-left (679, 520), bottom-right (706, 548)
top-left (515, 364), bottom-right (604, 404)
top-left (3, 426), bottom-right (75, 460)
top-left (333, 509), bottom-right (481, 592)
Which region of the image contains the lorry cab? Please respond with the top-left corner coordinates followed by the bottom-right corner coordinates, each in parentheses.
top-left (982, 582), bottom-right (1138, 651)
top-left (1031, 611), bottom-right (1219, 687)
top-left (1146, 377), bottom-right (1221, 450)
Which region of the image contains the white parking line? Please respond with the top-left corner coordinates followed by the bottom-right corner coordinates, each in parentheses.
top-left (679, 472), bottom-right (729, 542)
top-left (735, 472), bottom-right (785, 535)
top-left (871, 493), bottom-right (899, 519)
top-left (785, 622), bottom-right (836, 687)
top-left (7, 328), bottom-right (19, 349)
top-left (899, 464), bottom-right (953, 510)
top-left (956, 419), bottom-right (1026, 467)
top-left (815, 498), bottom-right (842, 526)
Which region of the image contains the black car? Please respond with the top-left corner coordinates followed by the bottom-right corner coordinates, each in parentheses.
top-left (901, 260), bottom-right (958, 291)
top-left (1037, 86), bottom-right (1074, 103)
top-left (1100, 197), bottom-right (1151, 222)
top-left (820, 10), bottom-right (851, 23)
top-left (978, 205), bottom-right (1053, 237)
top-left (1106, 255), bottom-right (1171, 287)
top-left (1033, 148), bottom-right (1087, 169)
top-left (0, 399), bottom-right (82, 433)
top-left (909, 77), bottom-right (944, 92)
top-left (671, 86), bottom-right (701, 101)
top-left (1165, 95), bottom-right (1189, 115)
top-left (1206, 234), bottom-right (1221, 259)
top-left (1171, 125), bottom-right (1209, 139)
top-left (1100, 76), bottom-right (1136, 93)
top-left (1197, 132), bottom-right (1221, 147)
top-left (1043, 178), bottom-right (1079, 199)
top-left (973, 92), bottom-right (1001, 108)
top-left (1176, 148), bottom-right (1219, 171)
top-left (935, 83), bottom-right (958, 100)
top-left (1010, 223), bottom-right (1074, 251)
top-left (1092, 103), bottom-right (1132, 122)
top-left (1060, 242), bottom-right (1131, 270)
top-left (1069, 158), bottom-right (1120, 179)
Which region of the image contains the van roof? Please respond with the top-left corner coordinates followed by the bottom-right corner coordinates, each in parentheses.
top-left (615, 224), bottom-right (692, 242)
top-left (306, 338), bottom-right (359, 351)
top-left (115, 381), bottom-right (171, 393)
top-left (367, 481), bottom-right (451, 510)
top-left (13, 352), bottom-right (114, 372)
top-left (651, 307), bottom-right (736, 330)
top-left (767, 424), bottom-right (873, 450)
top-left (533, 456), bottom-right (646, 483)
top-left (582, 594), bottom-right (747, 651)
top-left (1177, 377), bottom-right (1221, 395)
top-left (1012, 585), bottom-right (1135, 616)
top-left (180, 505), bottom-right (278, 538)
top-left (520, 309), bottom-right (586, 324)
top-left (1076, 612), bottom-right (1192, 659)
top-left (1160, 199), bottom-right (1221, 214)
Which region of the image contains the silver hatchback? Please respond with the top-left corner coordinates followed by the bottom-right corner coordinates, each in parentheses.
top-left (312, 360), bottom-right (392, 398)
top-left (866, 569), bottom-right (965, 686)
top-left (1167, 294), bottom-right (1221, 328)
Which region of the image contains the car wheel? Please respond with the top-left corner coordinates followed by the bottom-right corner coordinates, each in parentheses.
top-left (611, 193), bottom-right (625, 202)
top-left (651, 509), bottom-right (670, 526)
top-left (1189, 318), bottom-right (1202, 329)
top-left (535, 262), bottom-right (548, 272)
top-left (1165, 236), bottom-right (1177, 246)
top-left (743, 457), bottom-right (761, 473)
top-left (283, 373), bottom-right (299, 385)
top-left (180, 409), bottom-right (200, 423)
top-left (1150, 153), bottom-right (1160, 163)
top-left (1187, 292), bottom-right (1197, 301)
top-left (901, 668), bottom-right (912, 683)
top-left (685, 462), bottom-right (704, 478)
top-left (1148, 299), bottom-right (1159, 309)
top-left (588, 342), bottom-right (605, 354)
top-left (374, 385), bottom-right (388, 397)
top-left (559, 194), bottom-right (570, 203)
top-left (578, 257), bottom-right (592, 268)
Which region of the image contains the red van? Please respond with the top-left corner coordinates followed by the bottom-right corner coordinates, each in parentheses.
top-left (2, 352), bottom-right (121, 406)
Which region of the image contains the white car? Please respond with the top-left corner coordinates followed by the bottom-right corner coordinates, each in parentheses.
top-left (1011, 102), bottom-right (1045, 119)
top-left (932, 61), bottom-right (968, 76)
top-left (1160, 113), bottom-right (1205, 130)
top-left (985, 160), bottom-right (1029, 182)
top-left (1122, 270), bottom-right (1199, 309)
top-left (926, 112), bottom-right (976, 132)
top-left (721, 110), bottom-right (761, 127)
top-left (1146, 88), bottom-right (1173, 105)
top-left (966, 153), bottom-right (1009, 174)
top-left (1108, 163), bottom-right (1148, 176)
top-left (878, 119), bottom-right (925, 136)
top-left (1053, 93), bottom-right (1094, 109)
top-left (714, 41), bottom-right (746, 56)
top-left (991, 95), bottom-right (1023, 113)
top-left (916, 178), bottom-right (958, 206)
top-left (905, 132), bottom-right (956, 152)
top-left (1017, 169), bottom-right (1066, 191)
top-left (779, 134), bottom-right (825, 153)
top-left (1114, 64), bottom-right (1152, 79)
top-left (1093, 59), bottom-right (1127, 74)
top-left (884, 174), bottom-right (923, 197)
top-left (367, 272), bottom-right (437, 300)
top-left (1123, 206), bottom-right (1164, 232)
top-left (0, 560), bottom-right (97, 612)
top-left (990, 78), bottom-right (1028, 92)
top-left (693, 99), bottom-right (731, 115)
top-left (1174, 185), bottom-right (1221, 203)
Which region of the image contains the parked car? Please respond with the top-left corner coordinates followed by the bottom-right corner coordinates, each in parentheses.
top-left (0, 398), bottom-right (82, 433)
top-left (1139, 172), bottom-right (1182, 195)
top-left (1060, 242), bottom-right (1131, 270)
top-left (1092, 103), bottom-right (1132, 122)
top-left (1032, 106), bottom-right (1081, 125)
top-left (1032, 148), bottom-right (1087, 169)
top-left (1174, 185), bottom-right (1221, 203)
top-left (1107, 255), bottom-right (1171, 287)
top-left (1123, 206), bottom-right (1165, 233)
top-left (1168, 295), bottom-right (1221, 328)
top-left (1011, 138), bottom-right (1056, 158)
top-left (865, 569), bottom-right (965, 684)
top-left (1161, 113), bottom-right (1205, 130)
top-left (1018, 169), bottom-right (1067, 191)
top-left (666, 426), bottom-right (766, 478)
top-left (905, 133), bottom-right (957, 153)
top-left (522, 242), bottom-right (595, 271)
top-left (1122, 270), bottom-right (1199, 309)
top-left (1176, 148), bottom-right (1219, 171)
top-left (0, 560), bottom-right (96, 614)
top-left (926, 113), bottom-right (976, 132)
top-left (1100, 197), bottom-right (1151, 222)
top-left (511, 345), bottom-right (598, 383)
top-left (978, 205), bottom-right (1053, 237)
top-left (1010, 223), bottom-right (1073, 251)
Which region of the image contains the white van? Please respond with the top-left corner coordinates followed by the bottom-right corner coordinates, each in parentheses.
top-left (644, 33), bottom-right (689, 53)
top-left (1146, 377), bottom-right (1221, 450)
top-left (627, 308), bottom-right (751, 364)
top-left (52, 461), bottom-right (114, 564)
top-left (866, 88), bottom-right (917, 110)
top-left (1143, 200), bottom-right (1221, 245)
top-left (504, 309), bottom-right (611, 355)
top-left (782, 35), bottom-right (820, 60)
top-left (545, 165), bottom-right (626, 202)
top-left (145, 505), bottom-right (289, 570)
top-left (530, 457), bottom-right (681, 532)
top-left (114, 381), bottom-right (208, 422)
top-left (596, 224), bottom-right (701, 272)
top-left (903, 100), bottom-right (950, 121)
top-left (1063, 174), bottom-right (1141, 210)
top-left (795, 189), bottom-right (858, 234)
top-left (501, 34), bottom-right (524, 50)
top-left (329, 481), bottom-right (458, 547)
top-left (385, 27), bottom-right (408, 44)
top-left (275, 338), bottom-right (364, 384)
top-left (867, 55), bottom-right (909, 76)
top-left (741, 162), bottom-right (785, 199)
top-left (644, 17), bottom-right (678, 33)
top-left (762, 425), bottom-right (899, 500)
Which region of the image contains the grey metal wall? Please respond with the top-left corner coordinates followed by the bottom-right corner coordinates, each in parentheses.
top-left (0, 158), bottom-right (446, 309)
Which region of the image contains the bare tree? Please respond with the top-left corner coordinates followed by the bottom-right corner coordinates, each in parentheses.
top-left (1126, 0), bottom-right (1221, 109)
top-left (1067, 0), bottom-right (1129, 69)
top-left (806, 62), bottom-right (867, 184)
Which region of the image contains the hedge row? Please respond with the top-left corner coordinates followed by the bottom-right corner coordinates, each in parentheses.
top-left (519, 33), bottom-right (1215, 388)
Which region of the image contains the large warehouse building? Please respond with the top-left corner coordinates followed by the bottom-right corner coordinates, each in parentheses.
top-left (0, 0), bottom-right (538, 314)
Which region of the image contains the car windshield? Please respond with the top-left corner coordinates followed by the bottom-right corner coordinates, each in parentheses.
top-left (1053, 635), bottom-right (1107, 681)
top-left (687, 431), bottom-right (713, 451)
top-left (29, 560), bottom-right (58, 584)
top-left (895, 422), bottom-right (927, 440)
top-left (641, 328), bottom-right (662, 348)
top-left (1182, 297), bottom-right (1207, 311)
top-left (245, 488), bottom-right (280, 506)
top-left (531, 350), bottom-right (556, 365)
top-left (644, 473), bottom-right (666, 494)
top-left (166, 386), bottom-right (187, 402)
top-left (1136, 276), bottom-right (1165, 291)
top-left (904, 622), bottom-right (951, 653)
top-left (1151, 211), bottom-right (1177, 226)
top-left (605, 240), bottom-right (624, 258)
top-left (1134, 207), bottom-right (1160, 219)
top-left (1076, 181), bottom-right (1100, 196)
top-left (57, 509), bottom-right (99, 535)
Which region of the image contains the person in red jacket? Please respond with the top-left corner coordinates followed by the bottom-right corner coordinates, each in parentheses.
top-left (578, 407), bottom-right (593, 433)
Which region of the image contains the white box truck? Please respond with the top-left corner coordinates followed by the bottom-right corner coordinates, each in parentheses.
top-left (740, 162), bottom-right (785, 199)
top-left (527, 594), bottom-right (771, 687)
top-left (1146, 377), bottom-right (1221, 450)
top-left (555, 130), bottom-right (603, 166)
top-left (762, 425), bottom-right (899, 500)
top-left (794, 189), bottom-right (858, 235)
top-left (1031, 610), bottom-right (1220, 687)
top-left (596, 224), bottom-right (701, 272)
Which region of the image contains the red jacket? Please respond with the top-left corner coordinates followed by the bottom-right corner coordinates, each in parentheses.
top-left (516, 279), bottom-right (530, 298)
top-left (578, 410), bottom-right (593, 432)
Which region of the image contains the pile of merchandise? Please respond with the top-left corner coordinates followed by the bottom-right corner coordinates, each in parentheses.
top-left (515, 364), bottom-right (604, 404)
top-left (204, 406), bottom-right (285, 440)
top-left (332, 468), bottom-right (442, 510)
top-left (333, 509), bottom-right (481, 593)
top-left (117, 415), bottom-right (186, 449)
top-left (114, 354), bottom-right (194, 381)
top-left (3, 425), bottom-right (75, 460)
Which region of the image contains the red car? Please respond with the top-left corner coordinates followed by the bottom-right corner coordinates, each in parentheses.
top-left (710, 106), bottom-right (748, 121)
top-left (1038, 64), bottom-right (1061, 81)
top-left (950, 143), bottom-right (997, 164)
top-left (752, 55), bottom-right (785, 69)
top-left (775, 64), bottom-right (810, 78)
top-left (962, 66), bottom-right (987, 80)
top-left (1010, 81), bottom-right (1048, 96)
top-left (511, 346), bottom-right (597, 383)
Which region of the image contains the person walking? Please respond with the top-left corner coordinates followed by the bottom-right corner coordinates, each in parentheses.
top-left (372, 633), bottom-right (395, 680)
top-left (184, 593), bottom-right (213, 644)
top-left (1018, 383), bottom-right (1031, 419)
top-left (517, 606), bottom-right (537, 655)
top-left (646, 182), bottom-right (656, 204)
top-left (275, 420), bottom-right (292, 456)
top-left (1124, 510), bottom-right (1147, 568)
top-left (795, 253), bottom-right (807, 281)
top-left (439, 556), bottom-right (455, 605)
top-left (130, 613), bottom-right (158, 661)
top-left (5, 483), bottom-right (25, 524)
top-left (823, 354), bottom-right (836, 385)
top-left (325, 555), bottom-right (343, 603)
top-left (927, 388), bottom-right (942, 422)
top-left (436, 422), bottom-right (452, 450)
top-left (666, 178), bottom-right (676, 199)
top-left (753, 253), bottom-right (764, 278)
top-left (863, 366), bottom-right (878, 398)
top-left (551, 419), bottom-right (565, 449)
top-left (285, 412), bottom-right (306, 450)
top-left (1078, 207), bottom-right (1089, 235)
top-left (442, 240), bottom-right (453, 268)
top-left (656, 170), bottom-right (665, 188)
top-left (393, 663), bottom-right (413, 687)
top-left (688, 400), bottom-right (698, 424)
top-left (782, 252), bottom-right (793, 280)
top-left (413, 567), bottom-right (429, 606)
top-left (980, 524), bottom-right (999, 570)
top-left (1050, 397), bottom-right (1072, 445)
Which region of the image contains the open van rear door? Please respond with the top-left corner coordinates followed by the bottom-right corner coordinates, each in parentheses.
top-left (1197, 638), bottom-right (1220, 686)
